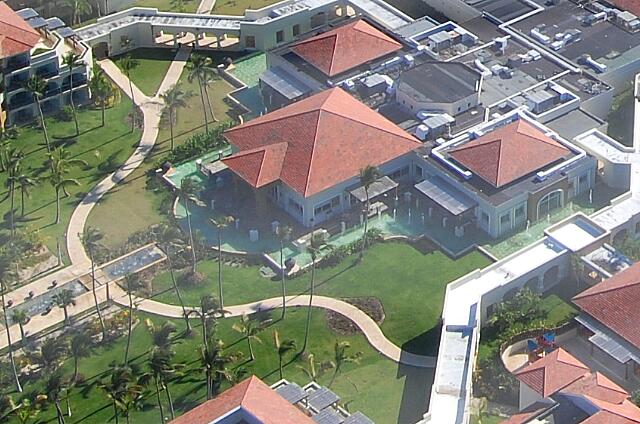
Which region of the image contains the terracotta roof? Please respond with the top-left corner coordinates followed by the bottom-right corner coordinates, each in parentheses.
top-left (515, 348), bottom-right (590, 397)
top-left (223, 87), bottom-right (420, 197)
top-left (563, 372), bottom-right (629, 405)
top-left (290, 19), bottom-right (402, 77)
top-left (0, 2), bottom-right (40, 59)
top-left (582, 398), bottom-right (640, 424)
top-left (573, 261), bottom-right (640, 350)
top-left (501, 402), bottom-right (552, 424)
top-left (170, 376), bottom-right (315, 424)
top-left (449, 119), bottom-right (571, 188)
top-left (582, 411), bottom-right (640, 424)
top-left (607, 0), bottom-right (640, 16)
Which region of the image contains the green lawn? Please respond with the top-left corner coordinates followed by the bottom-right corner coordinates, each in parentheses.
top-left (133, 0), bottom-right (199, 12)
top-left (212, 0), bottom-right (284, 15)
top-left (150, 242), bottom-right (491, 355)
top-left (9, 310), bottom-right (433, 424)
top-left (87, 58), bottom-right (237, 249)
top-left (114, 49), bottom-right (177, 97)
top-left (0, 96), bottom-right (140, 264)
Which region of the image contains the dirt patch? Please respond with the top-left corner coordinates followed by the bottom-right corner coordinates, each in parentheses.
top-left (409, 238), bottom-right (437, 255)
top-left (326, 297), bottom-right (385, 336)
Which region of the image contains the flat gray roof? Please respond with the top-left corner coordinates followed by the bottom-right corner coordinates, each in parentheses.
top-left (397, 61), bottom-right (480, 104)
top-left (415, 176), bottom-right (476, 216)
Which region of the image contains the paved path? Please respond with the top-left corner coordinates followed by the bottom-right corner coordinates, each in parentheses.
top-left (111, 290), bottom-right (437, 368)
top-left (197, 0), bottom-right (216, 14)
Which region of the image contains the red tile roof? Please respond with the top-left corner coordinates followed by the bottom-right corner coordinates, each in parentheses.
top-left (563, 372), bottom-right (629, 405)
top-left (573, 261), bottom-right (640, 350)
top-left (515, 348), bottom-right (590, 397)
top-left (449, 119), bottom-right (571, 188)
top-left (501, 402), bottom-right (551, 424)
top-left (169, 376), bottom-right (315, 424)
top-left (0, 2), bottom-right (40, 59)
top-left (223, 87), bottom-right (420, 197)
top-left (582, 398), bottom-right (640, 424)
top-left (607, 0), bottom-right (640, 17)
top-left (290, 19), bottom-right (402, 77)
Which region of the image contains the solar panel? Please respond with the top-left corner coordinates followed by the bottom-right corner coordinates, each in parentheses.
top-left (308, 387), bottom-right (340, 411)
top-left (56, 27), bottom-right (77, 39)
top-left (312, 408), bottom-right (344, 424)
top-left (46, 17), bottom-right (66, 30)
top-left (275, 382), bottom-right (308, 404)
top-left (414, 176), bottom-right (477, 216)
top-left (27, 16), bottom-right (48, 29)
top-left (343, 412), bottom-right (375, 424)
top-left (259, 66), bottom-right (311, 100)
top-left (17, 8), bottom-right (39, 20)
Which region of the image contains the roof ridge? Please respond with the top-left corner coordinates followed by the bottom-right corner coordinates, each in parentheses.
top-left (320, 107), bottom-right (417, 142)
top-left (303, 106), bottom-right (325, 196)
top-left (574, 279), bottom-right (640, 300)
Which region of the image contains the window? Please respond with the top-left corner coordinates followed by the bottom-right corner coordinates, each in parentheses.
top-left (636, 221), bottom-right (640, 234)
top-left (537, 190), bottom-right (563, 220)
top-left (415, 165), bottom-right (423, 177)
top-left (481, 212), bottom-right (489, 223)
top-left (500, 212), bottom-right (511, 225)
top-left (514, 204), bottom-right (525, 222)
top-left (276, 30), bottom-right (284, 43)
top-left (314, 196), bottom-right (340, 216)
top-left (391, 166), bottom-right (409, 180)
top-left (288, 198), bottom-right (303, 215)
top-left (245, 36), bottom-right (256, 48)
top-left (293, 24), bottom-right (300, 37)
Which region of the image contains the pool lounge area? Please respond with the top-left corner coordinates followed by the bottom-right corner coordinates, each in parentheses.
top-left (226, 53), bottom-right (267, 119)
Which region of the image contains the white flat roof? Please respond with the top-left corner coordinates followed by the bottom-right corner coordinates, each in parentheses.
top-left (573, 129), bottom-right (633, 165)
top-left (546, 215), bottom-right (607, 252)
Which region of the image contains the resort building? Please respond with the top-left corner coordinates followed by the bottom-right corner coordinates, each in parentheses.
top-left (221, 87), bottom-right (421, 228)
top-left (415, 111), bottom-right (597, 239)
top-left (573, 261), bottom-right (640, 385)
top-left (510, 348), bottom-right (640, 424)
top-left (0, 3), bottom-right (92, 127)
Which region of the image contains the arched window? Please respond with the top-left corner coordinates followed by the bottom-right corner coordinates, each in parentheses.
top-left (537, 190), bottom-right (563, 220)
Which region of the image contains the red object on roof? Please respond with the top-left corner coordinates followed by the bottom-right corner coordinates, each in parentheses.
top-left (515, 348), bottom-right (590, 397)
top-left (607, 0), bottom-right (640, 17)
top-left (0, 2), bottom-right (40, 59)
top-left (223, 87), bottom-right (420, 197)
top-left (449, 119), bottom-right (571, 188)
top-left (290, 19), bottom-right (402, 77)
top-left (170, 376), bottom-right (314, 424)
top-left (573, 261), bottom-right (640, 351)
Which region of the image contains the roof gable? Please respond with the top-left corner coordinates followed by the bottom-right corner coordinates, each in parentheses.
top-left (563, 372), bottom-right (629, 405)
top-left (449, 120), bottom-right (571, 188)
top-left (515, 348), bottom-right (589, 397)
top-left (583, 398), bottom-right (640, 424)
top-left (573, 262), bottom-right (640, 350)
top-left (291, 19), bottom-right (402, 77)
top-left (0, 3), bottom-right (40, 59)
top-left (223, 88), bottom-right (420, 197)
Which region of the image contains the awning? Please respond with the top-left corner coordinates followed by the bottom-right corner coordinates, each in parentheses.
top-left (260, 66), bottom-right (311, 100)
top-left (349, 175), bottom-right (398, 203)
top-left (576, 314), bottom-right (640, 364)
top-left (56, 27), bottom-right (77, 39)
top-left (415, 176), bottom-right (476, 216)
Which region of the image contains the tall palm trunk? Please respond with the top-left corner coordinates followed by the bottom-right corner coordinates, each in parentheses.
top-left (112, 401), bottom-right (119, 424)
top-left (54, 400), bottom-right (66, 424)
top-left (169, 108), bottom-right (175, 151)
top-left (55, 186), bottom-right (61, 224)
top-left (124, 290), bottom-right (133, 365)
top-left (167, 251), bottom-right (190, 333)
top-left (20, 187), bottom-right (26, 216)
top-left (163, 381), bottom-right (175, 419)
top-left (206, 368), bottom-right (212, 399)
top-left (247, 336), bottom-right (255, 361)
top-left (17, 323), bottom-right (25, 342)
top-left (101, 101), bottom-right (106, 127)
top-left (197, 78), bottom-right (209, 133)
top-left (184, 195), bottom-right (197, 274)
top-left (217, 231), bottom-right (224, 317)
top-left (9, 180), bottom-right (15, 236)
top-left (154, 377), bottom-right (165, 423)
top-left (360, 188), bottom-right (370, 260)
top-left (1, 288), bottom-right (22, 392)
top-left (89, 248), bottom-right (107, 341)
top-left (302, 258), bottom-right (316, 353)
top-left (63, 306), bottom-right (69, 326)
top-left (67, 66), bottom-right (79, 136)
top-left (127, 77), bottom-right (136, 133)
top-left (203, 84), bottom-right (217, 123)
top-left (35, 98), bottom-right (51, 152)
top-left (280, 240), bottom-right (286, 320)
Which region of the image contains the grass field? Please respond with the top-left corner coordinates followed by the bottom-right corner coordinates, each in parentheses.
top-left (133, 0), bottom-right (199, 12)
top-left (87, 56), bottom-right (237, 249)
top-left (150, 242), bottom-right (491, 355)
top-left (114, 49), bottom-right (177, 97)
top-left (212, 0), bottom-right (284, 14)
top-left (8, 310), bottom-right (433, 424)
top-left (0, 96), bottom-right (140, 264)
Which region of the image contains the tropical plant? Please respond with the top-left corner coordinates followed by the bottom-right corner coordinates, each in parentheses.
top-left (358, 165), bottom-right (381, 261)
top-left (273, 330), bottom-right (296, 379)
top-left (117, 55), bottom-right (139, 132)
top-left (53, 289), bottom-right (76, 326)
top-left (12, 398), bottom-right (43, 424)
top-left (48, 147), bottom-right (87, 224)
top-left (210, 216), bottom-right (234, 315)
top-left (158, 225), bottom-right (191, 333)
top-left (0, 257), bottom-right (22, 392)
top-left (327, 341), bottom-right (362, 388)
top-left (276, 225), bottom-right (292, 320)
top-left (16, 168), bottom-right (38, 217)
top-left (186, 54), bottom-right (216, 132)
top-left (99, 365), bottom-right (144, 424)
top-left (5, 152), bottom-right (24, 235)
top-left (62, 52), bottom-right (83, 135)
top-left (11, 309), bottom-right (29, 343)
top-left (178, 177), bottom-right (201, 274)
top-left (487, 288), bottom-right (546, 335)
top-left (69, 331), bottom-right (94, 383)
top-left (24, 76), bottom-right (51, 152)
top-left (44, 372), bottom-right (69, 424)
top-left (297, 353), bottom-right (331, 383)
top-left (144, 319), bottom-right (177, 350)
top-left (64, 0), bottom-right (92, 25)
top-left (470, 397), bottom-right (489, 424)
top-left (232, 314), bottom-right (266, 362)
top-left (631, 389), bottom-right (640, 407)
top-left (146, 347), bottom-right (183, 421)
top-left (89, 67), bottom-right (114, 127)
top-left (34, 337), bottom-right (68, 372)
top-left (200, 338), bottom-right (239, 399)
top-left (122, 274), bottom-right (140, 365)
top-left (160, 83), bottom-right (191, 151)
top-left (81, 227), bottom-right (107, 340)
top-left (301, 233), bottom-right (328, 353)
top-left (163, 124), bottom-right (231, 165)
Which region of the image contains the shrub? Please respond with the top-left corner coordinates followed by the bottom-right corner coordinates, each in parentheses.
top-left (55, 106), bottom-right (74, 122)
top-left (474, 356), bottom-right (519, 405)
top-left (632, 390), bottom-right (640, 407)
top-left (162, 122), bottom-right (234, 166)
top-left (178, 270), bottom-right (206, 287)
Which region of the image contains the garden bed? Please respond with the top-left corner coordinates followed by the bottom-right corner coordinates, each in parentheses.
top-left (326, 297), bottom-right (385, 335)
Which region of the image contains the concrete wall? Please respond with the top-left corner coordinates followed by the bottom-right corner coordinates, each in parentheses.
top-left (581, 90), bottom-right (615, 120)
top-left (419, 0), bottom-right (480, 23)
top-left (395, 89), bottom-right (479, 117)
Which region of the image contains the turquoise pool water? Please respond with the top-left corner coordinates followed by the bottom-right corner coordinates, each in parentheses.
top-left (230, 53), bottom-right (266, 87)
top-left (166, 148), bottom-right (232, 188)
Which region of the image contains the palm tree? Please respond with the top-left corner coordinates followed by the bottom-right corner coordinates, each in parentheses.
top-left (49, 148), bottom-right (87, 224)
top-left (53, 289), bottom-right (76, 326)
top-left (158, 225), bottom-right (191, 333)
top-left (273, 330), bottom-right (296, 379)
top-left (186, 54), bottom-right (216, 133)
top-left (24, 76), bottom-right (52, 152)
top-left (117, 56), bottom-right (139, 132)
top-left (81, 227), bottom-right (107, 340)
top-left (231, 314), bottom-right (264, 362)
top-left (89, 68), bottom-right (113, 127)
top-left (62, 52), bottom-right (82, 136)
top-left (160, 84), bottom-right (191, 151)
top-left (45, 373), bottom-right (67, 424)
top-left (10, 309), bottom-right (29, 343)
top-left (122, 274), bottom-right (140, 365)
top-left (147, 347), bottom-right (183, 421)
top-left (276, 225), bottom-right (292, 320)
top-left (358, 165), bottom-right (381, 261)
top-left (178, 177), bottom-right (200, 274)
top-left (198, 295), bottom-right (222, 348)
top-left (5, 153), bottom-right (24, 236)
top-left (0, 256), bottom-right (22, 392)
top-left (16, 169), bottom-right (38, 217)
top-left (301, 233), bottom-right (327, 354)
top-left (69, 331), bottom-right (93, 383)
top-left (210, 216), bottom-right (234, 315)
top-left (34, 337), bottom-right (68, 372)
top-left (144, 319), bottom-right (177, 351)
top-left (327, 341), bottom-right (362, 388)
top-left (99, 365), bottom-right (142, 424)
top-left (64, 0), bottom-right (92, 25)
top-left (200, 339), bottom-right (238, 399)
top-left (297, 353), bottom-right (330, 383)
top-left (202, 72), bottom-right (219, 124)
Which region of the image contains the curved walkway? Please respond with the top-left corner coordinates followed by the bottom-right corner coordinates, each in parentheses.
top-left (111, 288), bottom-right (436, 368)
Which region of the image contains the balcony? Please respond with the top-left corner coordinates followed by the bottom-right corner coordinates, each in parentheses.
top-left (6, 77), bottom-right (28, 92)
top-left (9, 94), bottom-right (34, 109)
top-left (4, 59), bottom-right (30, 74)
top-left (35, 67), bottom-right (58, 80)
